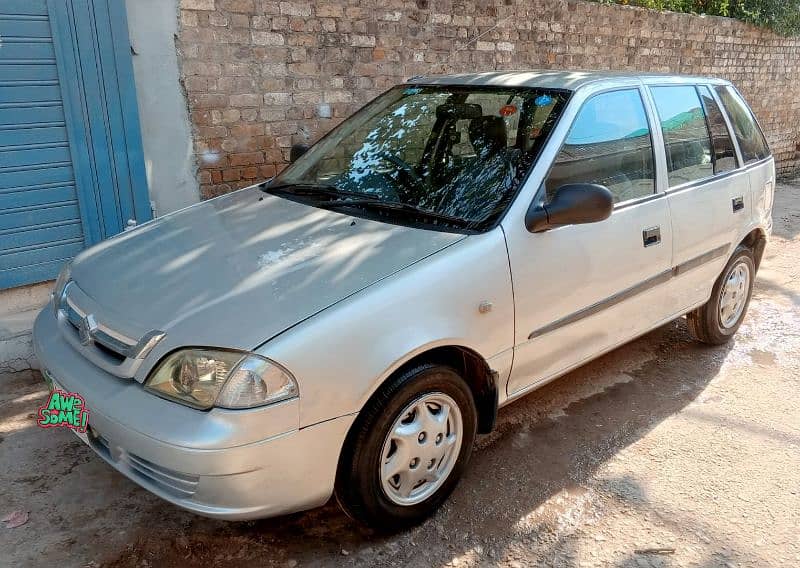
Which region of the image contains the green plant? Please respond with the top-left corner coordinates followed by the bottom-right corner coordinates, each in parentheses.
top-left (594, 0), bottom-right (800, 34)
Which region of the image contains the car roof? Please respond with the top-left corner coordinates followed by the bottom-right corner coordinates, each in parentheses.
top-left (406, 70), bottom-right (732, 91)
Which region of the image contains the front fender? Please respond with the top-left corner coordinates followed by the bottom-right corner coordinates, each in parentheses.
top-left (257, 229), bottom-right (515, 428)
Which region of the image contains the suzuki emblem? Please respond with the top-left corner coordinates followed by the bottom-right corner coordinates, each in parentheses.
top-left (78, 314), bottom-right (98, 346)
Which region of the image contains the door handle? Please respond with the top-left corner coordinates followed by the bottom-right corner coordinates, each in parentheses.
top-left (732, 196), bottom-right (744, 212)
top-left (642, 226), bottom-right (661, 248)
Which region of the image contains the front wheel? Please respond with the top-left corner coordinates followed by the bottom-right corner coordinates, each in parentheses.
top-left (687, 245), bottom-right (755, 345)
top-left (334, 363), bottom-right (477, 530)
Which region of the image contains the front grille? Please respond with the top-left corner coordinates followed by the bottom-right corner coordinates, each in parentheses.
top-left (62, 293), bottom-right (136, 361)
top-left (91, 432), bottom-right (199, 499)
top-left (64, 317), bottom-right (126, 364)
top-left (56, 281), bottom-right (166, 379)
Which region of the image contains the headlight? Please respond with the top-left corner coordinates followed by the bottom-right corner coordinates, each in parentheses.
top-left (145, 348), bottom-right (298, 410)
top-left (51, 260), bottom-right (72, 314)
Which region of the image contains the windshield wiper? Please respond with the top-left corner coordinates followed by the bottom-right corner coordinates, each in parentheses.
top-left (263, 182), bottom-right (473, 229)
top-left (260, 182), bottom-right (380, 201)
top-left (323, 199), bottom-right (473, 229)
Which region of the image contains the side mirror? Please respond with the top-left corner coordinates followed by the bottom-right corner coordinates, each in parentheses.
top-left (289, 143), bottom-right (310, 163)
top-left (525, 183), bottom-right (613, 233)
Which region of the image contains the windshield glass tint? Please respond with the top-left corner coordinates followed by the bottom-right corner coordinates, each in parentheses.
top-left (269, 85), bottom-right (569, 232)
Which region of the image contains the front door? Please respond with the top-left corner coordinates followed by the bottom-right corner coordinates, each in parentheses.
top-left (505, 87), bottom-right (673, 397)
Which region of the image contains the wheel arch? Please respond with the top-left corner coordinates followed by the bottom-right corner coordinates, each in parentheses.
top-left (358, 344), bottom-right (499, 436)
top-left (737, 227), bottom-right (768, 271)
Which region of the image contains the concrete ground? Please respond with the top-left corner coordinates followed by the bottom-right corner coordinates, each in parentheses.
top-left (1, 182), bottom-right (799, 568)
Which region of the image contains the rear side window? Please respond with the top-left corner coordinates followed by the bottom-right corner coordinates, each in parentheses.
top-left (697, 86), bottom-right (737, 174)
top-left (545, 89), bottom-right (655, 204)
top-left (651, 86), bottom-right (713, 187)
top-left (714, 85), bottom-right (770, 164)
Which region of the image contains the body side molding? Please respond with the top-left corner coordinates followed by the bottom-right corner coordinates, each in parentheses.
top-left (528, 243), bottom-right (730, 340)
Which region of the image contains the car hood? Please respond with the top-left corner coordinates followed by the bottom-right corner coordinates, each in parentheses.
top-left (69, 187), bottom-right (464, 351)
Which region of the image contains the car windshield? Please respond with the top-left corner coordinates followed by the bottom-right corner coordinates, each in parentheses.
top-left (266, 85), bottom-right (570, 232)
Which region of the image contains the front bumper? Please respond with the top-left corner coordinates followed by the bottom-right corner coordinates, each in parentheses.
top-left (33, 309), bottom-right (355, 520)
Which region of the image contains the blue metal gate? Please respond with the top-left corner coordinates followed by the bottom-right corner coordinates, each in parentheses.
top-left (0, 0), bottom-right (150, 289)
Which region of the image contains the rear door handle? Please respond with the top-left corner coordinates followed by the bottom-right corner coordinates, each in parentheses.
top-left (732, 196), bottom-right (744, 212)
top-left (643, 226), bottom-right (661, 248)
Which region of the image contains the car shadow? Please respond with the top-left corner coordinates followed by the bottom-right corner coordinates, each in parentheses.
top-left (104, 317), bottom-right (737, 567)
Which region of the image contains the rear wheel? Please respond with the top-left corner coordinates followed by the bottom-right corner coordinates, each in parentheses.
top-left (687, 246), bottom-right (755, 345)
top-left (334, 363), bottom-right (477, 530)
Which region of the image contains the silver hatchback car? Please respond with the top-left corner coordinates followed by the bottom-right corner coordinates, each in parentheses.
top-left (34, 70), bottom-right (774, 529)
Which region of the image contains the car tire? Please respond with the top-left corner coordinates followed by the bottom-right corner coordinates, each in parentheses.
top-left (334, 363), bottom-right (477, 530)
top-left (687, 245), bottom-right (755, 345)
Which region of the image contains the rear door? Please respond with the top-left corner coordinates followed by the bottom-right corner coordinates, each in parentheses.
top-left (647, 84), bottom-right (750, 311)
top-left (713, 85), bottom-right (775, 235)
top-left (505, 86), bottom-right (673, 397)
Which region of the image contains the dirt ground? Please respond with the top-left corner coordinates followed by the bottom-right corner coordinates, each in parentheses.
top-left (2, 182), bottom-right (799, 568)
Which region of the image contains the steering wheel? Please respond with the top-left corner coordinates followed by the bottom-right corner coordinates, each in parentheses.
top-left (376, 152), bottom-right (426, 198)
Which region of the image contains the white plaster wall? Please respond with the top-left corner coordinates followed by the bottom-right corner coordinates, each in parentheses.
top-left (125, 0), bottom-right (199, 215)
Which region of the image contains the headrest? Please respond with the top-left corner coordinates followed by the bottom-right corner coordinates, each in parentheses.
top-left (469, 116), bottom-right (507, 155)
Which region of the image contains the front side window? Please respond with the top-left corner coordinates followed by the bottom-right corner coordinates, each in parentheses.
top-left (269, 85), bottom-right (569, 232)
top-left (698, 85), bottom-right (737, 174)
top-left (545, 89), bottom-right (655, 204)
top-left (714, 85), bottom-right (770, 164)
top-left (651, 85), bottom-right (713, 187)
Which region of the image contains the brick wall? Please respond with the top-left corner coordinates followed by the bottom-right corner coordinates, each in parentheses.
top-left (177, 0), bottom-right (800, 198)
